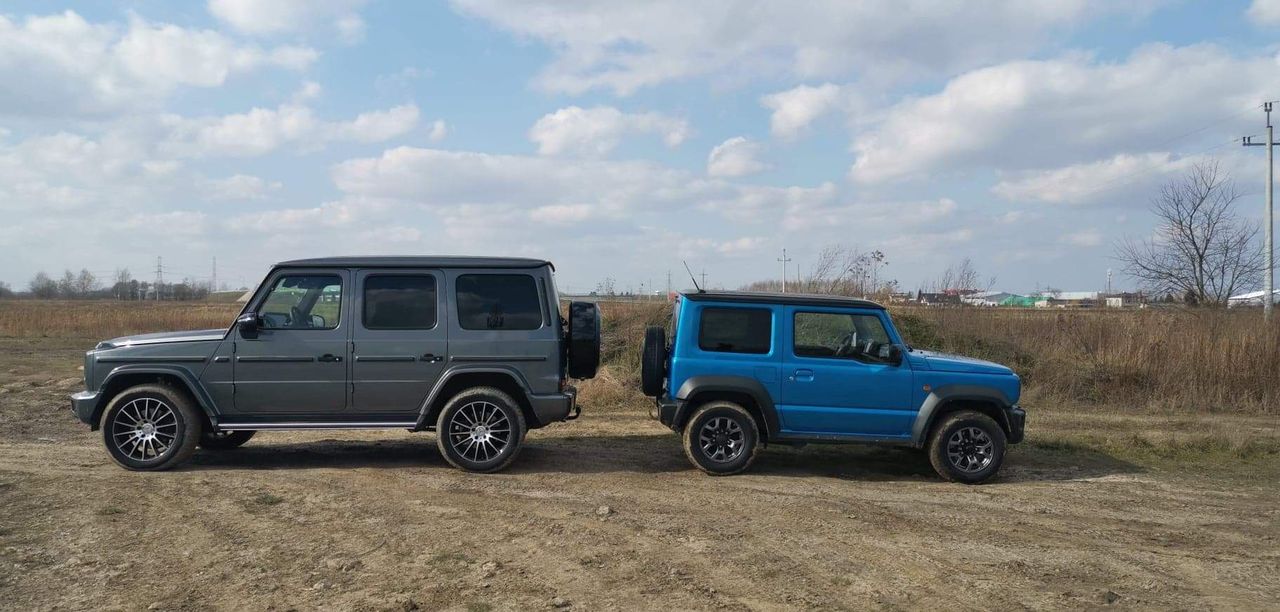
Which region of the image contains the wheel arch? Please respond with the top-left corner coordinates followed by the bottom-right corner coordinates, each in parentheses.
top-left (416, 367), bottom-right (536, 430)
top-left (674, 375), bottom-right (779, 441)
top-left (91, 366), bottom-right (218, 431)
top-left (912, 385), bottom-right (1013, 447)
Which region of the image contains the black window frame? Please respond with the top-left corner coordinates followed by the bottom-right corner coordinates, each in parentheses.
top-left (697, 306), bottom-right (773, 354)
top-left (361, 273), bottom-right (439, 331)
top-left (455, 273), bottom-right (545, 331)
top-left (256, 273), bottom-right (343, 331)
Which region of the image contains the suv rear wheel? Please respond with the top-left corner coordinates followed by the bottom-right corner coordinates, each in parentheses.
top-left (926, 410), bottom-right (1007, 484)
top-left (682, 401), bottom-right (759, 475)
top-left (436, 387), bottom-right (527, 473)
top-left (100, 384), bottom-right (202, 471)
top-left (200, 430), bottom-right (256, 450)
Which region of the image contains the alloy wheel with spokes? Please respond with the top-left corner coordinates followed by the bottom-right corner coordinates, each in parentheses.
top-left (435, 387), bottom-right (526, 473)
top-left (447, 400), bottom-right (513, 464)
top-left (698, 416), bottom-right (745, 463)
top-left (100, 384), bottom-right (202, 471)
top-left (946, 426), bottom-right (995, 473)
top-left (112, 397), bottom-right (178, 461)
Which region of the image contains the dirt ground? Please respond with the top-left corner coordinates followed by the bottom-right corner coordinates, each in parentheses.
top-left (1, 338), bottom-right (1278, 611)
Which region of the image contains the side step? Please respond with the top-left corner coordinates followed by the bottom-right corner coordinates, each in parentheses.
top-left (216, 421), bottom-right (417, 430)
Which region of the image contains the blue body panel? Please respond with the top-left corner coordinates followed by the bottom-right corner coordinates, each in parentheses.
top-left (666, 295), bottom-right (1023, 445)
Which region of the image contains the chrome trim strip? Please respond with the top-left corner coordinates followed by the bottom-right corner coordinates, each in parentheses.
top-left (354, 355), bottom-right (416, 362)
top-left (450, 355), bottom-right (547, 362)
top-left (236, 356), bottom-right (317, 363)
top-left (217, 422), bottom-right (417, 430)
top-left (97, 356), bottom-right (207, 363)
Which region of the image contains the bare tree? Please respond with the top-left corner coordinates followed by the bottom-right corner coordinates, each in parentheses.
top-left (29, 272), bottom-right (57, 298)
top-left (0, 281), bottom-right (12, 298)
top-left (1115, 161), bottom-right (1262, 306)
top-left (931, 258), bottom-right (994, 294)
top-left (112, 268), bottom-right (132, 300)
top-left (75, 269), bottom-right (97, 296)
top-left (742, 244), bottom-right (896, 297)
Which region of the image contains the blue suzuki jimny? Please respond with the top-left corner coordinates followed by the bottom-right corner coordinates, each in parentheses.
top-left (640, 291), bottom-right (1025, 483)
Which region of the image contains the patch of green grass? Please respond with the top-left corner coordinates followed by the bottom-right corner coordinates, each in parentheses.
top-left (95, 506), bottom-right (125, 516)
top-left (429, 551), bottom-right (471, 565)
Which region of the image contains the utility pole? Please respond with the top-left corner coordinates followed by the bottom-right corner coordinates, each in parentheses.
top-left (666, 270), bottom-right (672, 296)
top-left (700, 268), bottom-right (708, 290)
top-left (1106, 268), bottom-right (1112, 295)
top-left (154, 256), bottom-right (163, 301)
top-left (777, 248), bottom-right (792, 293)
top-left (211, 256), bottom-right (217, 294)
top-left (1243, 101), bottom-right (1277, 320)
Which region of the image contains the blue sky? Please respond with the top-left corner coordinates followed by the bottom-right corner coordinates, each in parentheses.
top-left (1, 0), bottom-right (1278, 294)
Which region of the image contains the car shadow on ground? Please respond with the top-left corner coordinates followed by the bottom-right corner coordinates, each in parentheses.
top-left (184, 432), bottom-right (1141, 484)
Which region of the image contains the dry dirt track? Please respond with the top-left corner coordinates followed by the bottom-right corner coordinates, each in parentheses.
top-left (1, 341), bottom-right (1278, 610)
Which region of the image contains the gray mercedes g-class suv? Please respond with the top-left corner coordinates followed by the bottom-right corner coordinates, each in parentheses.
top-left (70, 256), bottom-right (601, 473)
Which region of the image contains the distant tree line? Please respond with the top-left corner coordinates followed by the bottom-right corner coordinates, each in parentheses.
top-left (17, 268), bottom-right (211, 301)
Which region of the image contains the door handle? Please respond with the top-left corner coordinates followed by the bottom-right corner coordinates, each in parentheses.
top-left (792, 369), bottom-right (814, 382)
top-left (318, 354), bottom-right (343, 363)
top-left (421, 353), bottom-right (444, 363)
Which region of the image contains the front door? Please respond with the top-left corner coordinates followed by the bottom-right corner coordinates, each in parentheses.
top-left (779, 307), bottom-right (914, 437)
top-left (350, 269), bottom-right (448, 415)
top-left (233, 270), bottom-right (349, 415)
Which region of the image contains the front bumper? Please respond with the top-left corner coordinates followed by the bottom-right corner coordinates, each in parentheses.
top-left (529, 385), bottom-right (579, 426)
top-left (1006, 404), bottom-right (1026, 444)
top-left (70, 390), bottom-right (100, 428)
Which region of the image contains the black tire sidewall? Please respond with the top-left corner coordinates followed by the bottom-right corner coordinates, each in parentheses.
top-left (100, 385), bottom-right (201, 471)
top-left (928, 411), bottom-right (1007, 484)
top-left (199, 429), bottom-right (256, 450)
top-left (435, 388), bottom-right (527, 473)
top-left (640, 325), bottom-right (666, 397)
top-left (682, 402), bottom-right (759, 475)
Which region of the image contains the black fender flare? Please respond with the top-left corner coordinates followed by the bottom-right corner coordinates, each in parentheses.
top-left (93, 365), bottom-right (221, 427)
top-left (414, 365), bottom-right (535, 429)
top-left (674, 375), bottom-right (780, 439)
top-left (911, 384), bottom-right (1012, 446)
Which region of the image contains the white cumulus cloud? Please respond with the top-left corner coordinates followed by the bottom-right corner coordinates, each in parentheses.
top-left (529, 106), bottom-right (690, 157)
top-left (208, 0), bottom-right (371, 42)
top-left (707, 137), bottom-right (768, 178)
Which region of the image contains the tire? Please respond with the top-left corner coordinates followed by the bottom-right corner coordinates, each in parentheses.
top-left (200, 429), bottom-right (256, 450)
top-left (435, 387), bottom-right (527, 473)
top-left (682, 401), bottom-right (760, 476)
top-left (640, 325), bottom-right (667, 397)
top-left (926, 410), bottom-right (1007, 484)
top-left (99, 384), bottom-right (202, 471)
top-left (566, 301), bottom-right (601, 379)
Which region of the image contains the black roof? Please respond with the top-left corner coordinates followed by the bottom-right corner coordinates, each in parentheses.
top-left (276, 256), bottom-right (552, 269)
top-left (681, 290), bottom-right (885, 310)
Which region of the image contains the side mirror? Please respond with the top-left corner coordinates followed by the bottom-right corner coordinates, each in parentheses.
top-left (886, 344), bottom-right (904, 365)
top-left (310, 314), bottom-right (326, 328)
top-left (237, 313), bottom-right (262, 339)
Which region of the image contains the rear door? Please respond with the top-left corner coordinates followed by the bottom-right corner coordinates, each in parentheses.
top-left (350, 269), bottom-right (448, 415)
top-left (778, 307), bottom-right (914, 438)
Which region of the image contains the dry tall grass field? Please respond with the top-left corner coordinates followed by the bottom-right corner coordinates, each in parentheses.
top-left (1, 298), bottom-right (1277, 609)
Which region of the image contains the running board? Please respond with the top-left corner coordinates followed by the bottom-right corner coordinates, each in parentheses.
top-left (216, 422), bottom-right (417, 430)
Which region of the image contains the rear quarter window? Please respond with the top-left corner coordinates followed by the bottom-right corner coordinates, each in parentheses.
top-left (456, 274), bottom-right (543, 330)
top-left (698, 307), bottom-right (772, 354)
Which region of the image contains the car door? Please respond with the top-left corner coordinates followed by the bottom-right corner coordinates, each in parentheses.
top-left (350, 269), bottom-right (448, 415)
top-left (233, 269), bottom-right (350, 415)
top-left (778, 307), bottom-right (914, 438)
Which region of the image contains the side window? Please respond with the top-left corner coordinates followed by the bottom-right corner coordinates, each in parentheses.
top-left (258, 275), bottom-right (342, 330)
top-left (793, 311), bottom-right (892, 361)
top-left (456, 274), bottom-right (542, 330)
top-left (698, 307), bottom-right (771, 354)
top-left (363, 275), bottom-right (437, 330)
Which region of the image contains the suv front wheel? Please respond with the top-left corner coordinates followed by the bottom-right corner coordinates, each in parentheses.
top-left (682, 401), bottom-right (760, 475)
top-left (435, 387), bottom-right (527, 473)
top-left (926, 410), bottom-right (1007, 484)
top-left (100, 384), bottom-right (202, 471)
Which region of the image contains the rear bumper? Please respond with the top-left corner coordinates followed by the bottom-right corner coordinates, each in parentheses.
top-left (655, 397), bottom-right (681, 430)
top-left (1006, 404), bottom-right (1026, 444)
top-left (529, 386), bottom-right (578, 426)
top-left (70, 390), bottom-right (100, 428)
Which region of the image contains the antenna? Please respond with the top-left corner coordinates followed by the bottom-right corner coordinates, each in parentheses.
top-left (682, 260), bottom-right (703, 293)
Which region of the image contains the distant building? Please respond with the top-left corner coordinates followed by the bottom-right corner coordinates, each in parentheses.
top-left (1228, 289), bottom-right (1280, 307)
top-left (961, 291), bottom-right (1017, 307)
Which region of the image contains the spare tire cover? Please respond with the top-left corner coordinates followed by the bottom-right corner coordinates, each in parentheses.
top-left (567, 301), bottom-right (601, 379)
top-left (640, 325), bottom-right (666, 397)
